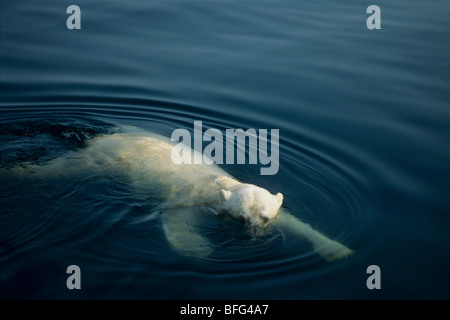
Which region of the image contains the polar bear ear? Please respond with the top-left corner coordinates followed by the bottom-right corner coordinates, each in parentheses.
top-left (276, 193), bottom-right (283, 206)
top-left (220, 189), bottom-right (232, 202)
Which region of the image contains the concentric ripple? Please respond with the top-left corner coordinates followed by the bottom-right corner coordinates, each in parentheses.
top-left (0, 102), bottom-right (368, 293)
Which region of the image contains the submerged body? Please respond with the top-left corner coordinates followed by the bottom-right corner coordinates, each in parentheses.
top-left (8, 129), bottom-right (354, 262)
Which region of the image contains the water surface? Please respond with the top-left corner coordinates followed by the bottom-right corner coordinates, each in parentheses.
top-left (1, 0), bottom-right (449, 299)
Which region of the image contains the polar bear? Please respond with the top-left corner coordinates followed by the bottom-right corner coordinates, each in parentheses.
top-left (5, 127), bottom-right (354, 262)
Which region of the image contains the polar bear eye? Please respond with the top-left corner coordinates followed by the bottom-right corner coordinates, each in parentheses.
top-left (261, 216), bottom-right (269, 223)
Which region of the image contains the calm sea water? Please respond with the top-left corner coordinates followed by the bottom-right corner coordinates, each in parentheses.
top-left (1, 0), bottom-right (449, 299)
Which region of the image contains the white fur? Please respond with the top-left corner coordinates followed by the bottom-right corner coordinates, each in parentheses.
top-left (6, 129), bottom-right (354, 262)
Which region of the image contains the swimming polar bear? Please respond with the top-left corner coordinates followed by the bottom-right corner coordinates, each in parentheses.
top-left (6, 127), bottom-right (354, 262)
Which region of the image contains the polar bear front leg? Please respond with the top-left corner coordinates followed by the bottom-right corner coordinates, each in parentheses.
top-left (161, 207), bottom-right (214, 258)
top-left (274, 211), bottom-right (354, 262)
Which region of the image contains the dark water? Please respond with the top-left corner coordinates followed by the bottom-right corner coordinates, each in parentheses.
top-left (1, 0), bottom-right (449, 299)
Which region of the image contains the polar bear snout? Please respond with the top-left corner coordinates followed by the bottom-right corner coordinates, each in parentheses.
top-left (237, 212), bottom-right (270, 226)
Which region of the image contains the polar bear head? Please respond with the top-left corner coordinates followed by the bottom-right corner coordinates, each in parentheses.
top-left (220, 184), bottom-right (283, 227)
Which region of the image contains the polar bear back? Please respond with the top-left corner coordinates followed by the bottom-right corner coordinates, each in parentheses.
top-left (82, 133), bottom-right (230, 205)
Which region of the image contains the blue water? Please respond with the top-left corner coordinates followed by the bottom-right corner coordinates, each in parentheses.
top-left (1, 0), bottom-right (449, 299)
